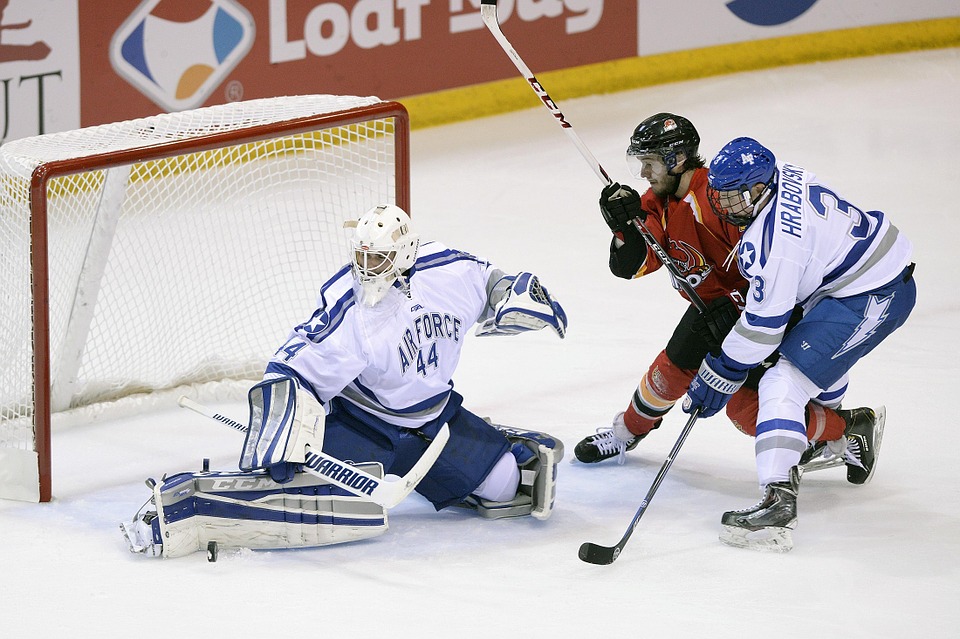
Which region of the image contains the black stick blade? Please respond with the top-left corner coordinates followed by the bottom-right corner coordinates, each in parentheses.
top-left (578, 541), bottom-right (621, 565)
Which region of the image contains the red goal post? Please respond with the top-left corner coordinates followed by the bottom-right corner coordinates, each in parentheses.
top-left (0, 95), bottom-right (410, 502)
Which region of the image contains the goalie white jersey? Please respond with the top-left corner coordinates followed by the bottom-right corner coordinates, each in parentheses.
top-left (266, 241), bottom-right (500, 428)
top-left (725, 161), bottom-right (913, 367)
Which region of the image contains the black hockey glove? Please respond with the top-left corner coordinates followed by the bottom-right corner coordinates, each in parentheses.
top-left (692, 295), bottom-right (742, 350)
top-left (599, 182), bottom-right (645, 234)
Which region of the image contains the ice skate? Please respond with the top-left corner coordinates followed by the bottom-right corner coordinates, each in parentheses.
top-left (574, 412), bottom-right (643, 464)
top-left (840, 406), bottom-right (884, 484)
top-left (798, 406), bottom-right (885, 484)
top-left (120, 509), bottom-right (162, 557)
top-left (719, 466), bottom-right (800, 552)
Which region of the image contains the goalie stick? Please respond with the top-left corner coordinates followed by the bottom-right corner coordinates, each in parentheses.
top-left (578, 408), bottom-right (702, 565)
top-left (177, 396), bottom-right (449, 509)
top-left (479, 0), bottom-right (712, 321)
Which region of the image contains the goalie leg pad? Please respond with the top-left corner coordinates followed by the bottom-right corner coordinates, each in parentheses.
top-left (121, 465), bottom-right (387, 558)
top-left (466, 423), bottom-right (564, 520)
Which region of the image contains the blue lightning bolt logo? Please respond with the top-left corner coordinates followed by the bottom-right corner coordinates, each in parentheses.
top-left (833, 293), bottom-right (894, 358)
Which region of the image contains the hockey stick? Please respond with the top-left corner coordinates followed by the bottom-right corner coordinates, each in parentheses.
top-left (177, 396), bottom-right (450, 509)
top-left (578, 407), bottom-right (701, 565)
top-left (479, 0), bottom-right (710, 317)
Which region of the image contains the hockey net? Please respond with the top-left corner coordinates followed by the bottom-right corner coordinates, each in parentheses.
top-left (0, 95), bottom-right (410, 502)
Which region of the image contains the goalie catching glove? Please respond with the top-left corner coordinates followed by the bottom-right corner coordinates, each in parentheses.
top-left (476, 272), bottom-right (567, 339)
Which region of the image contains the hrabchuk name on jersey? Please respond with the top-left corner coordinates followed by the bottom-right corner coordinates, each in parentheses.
top-left (777, 164), bottom-right (805, 239)
top-left (398, 311), bottom-right (464, 376)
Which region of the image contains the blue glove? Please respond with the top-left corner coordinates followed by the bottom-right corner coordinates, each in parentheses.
top-left (683, 352), bottom-right (749, 418)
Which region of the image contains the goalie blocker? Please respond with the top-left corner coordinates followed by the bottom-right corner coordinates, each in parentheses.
top-left (120, 465), bottom-right (388, 559)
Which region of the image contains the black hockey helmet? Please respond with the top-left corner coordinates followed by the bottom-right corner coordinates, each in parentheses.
top-left (627, 113), bottom-right (702, 172)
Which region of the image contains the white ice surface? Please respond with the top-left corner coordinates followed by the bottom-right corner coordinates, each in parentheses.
top-left (2, 48), bottom-right (958, 637)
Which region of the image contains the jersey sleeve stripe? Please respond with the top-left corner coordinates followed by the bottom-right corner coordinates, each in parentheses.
top-left (263, 362), bottom-right (325, 405)
top-left (733, 321), bottom-right (785, 346)
top-left (743, 308), bottom-right (794, 330)
top-left (294, 276), bottom-right (356, 345)
top-left (414, 244), bottom-right (489, 272)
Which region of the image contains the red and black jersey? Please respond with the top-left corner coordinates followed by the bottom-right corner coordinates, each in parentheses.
top-left (609, 168), bottom-right (747, 305)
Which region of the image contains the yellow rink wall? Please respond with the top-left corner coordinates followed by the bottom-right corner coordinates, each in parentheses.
top-left (401, 17), bottom-right (960, 130)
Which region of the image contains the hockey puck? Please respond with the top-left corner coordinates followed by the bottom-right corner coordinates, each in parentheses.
top-left (207, 540), bottom-right (219, 562)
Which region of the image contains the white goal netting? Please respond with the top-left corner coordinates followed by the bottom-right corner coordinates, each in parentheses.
top-left (0, 94), bottom-right (409, 501)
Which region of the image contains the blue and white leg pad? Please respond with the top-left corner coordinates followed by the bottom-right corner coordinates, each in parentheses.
top-left (465, 424), bottom-right (564, 520)
top-left (120, 465), bottom-right (387, 558)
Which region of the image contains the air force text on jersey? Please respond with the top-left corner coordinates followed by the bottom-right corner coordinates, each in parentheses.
top-left (398, 310), bottom-right (464, 376)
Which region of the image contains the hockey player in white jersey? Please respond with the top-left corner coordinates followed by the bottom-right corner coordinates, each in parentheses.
top-left (683, 137), bottom-right (916, 551)
top-left (122, 204), bottom-right (566, 558)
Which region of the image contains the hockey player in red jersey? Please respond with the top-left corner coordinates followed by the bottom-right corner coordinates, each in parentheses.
top-left (574, 113), bottom-right (878, 483)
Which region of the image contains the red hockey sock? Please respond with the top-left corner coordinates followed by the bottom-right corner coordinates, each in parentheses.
top-left (726, 387), bottom-right (846, 441)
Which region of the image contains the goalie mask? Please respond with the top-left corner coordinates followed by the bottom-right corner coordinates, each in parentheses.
top-left (345, 204), bottom-right (420, 306)
top-left (706, 137), bottom-right (778, 228)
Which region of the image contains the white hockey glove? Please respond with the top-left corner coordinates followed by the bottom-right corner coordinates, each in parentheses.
top-left (475, 272), bottom-right (567, 339)
top-left (240, 376), bottom-right (325, 483)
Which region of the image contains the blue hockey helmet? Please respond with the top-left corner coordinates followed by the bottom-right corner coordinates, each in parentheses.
top-left (706, 137), bottom-right (778, 227)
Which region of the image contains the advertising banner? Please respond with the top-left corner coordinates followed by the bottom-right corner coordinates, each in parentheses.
top-left (0, 0), bottom-right (79, 143)
top-left (638, 0), bottom-right (960, 55)
top-left (1, 1), bottom-right (956, 139)
top-left (80, 0), bottom-right (631, 127)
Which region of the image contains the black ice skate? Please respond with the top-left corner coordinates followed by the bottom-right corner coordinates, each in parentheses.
top-left (841, 406), bottom-right (884, 484)
top-left (574, 412), bottom-right (645, 464)
top-left (798, 406), bottom-right (885, 485)
top-left (719, 466), bottom-right (801, 552)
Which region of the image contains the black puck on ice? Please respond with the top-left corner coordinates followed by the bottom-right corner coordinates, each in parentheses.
top-left (207, 540), bottom-right (219, 562)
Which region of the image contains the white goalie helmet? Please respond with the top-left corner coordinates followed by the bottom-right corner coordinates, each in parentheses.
top-left (344, 204), bottom-right (420, 306)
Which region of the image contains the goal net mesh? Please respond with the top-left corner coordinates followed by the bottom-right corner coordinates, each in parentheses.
top-left (0, 94), bottom-right (408, 500)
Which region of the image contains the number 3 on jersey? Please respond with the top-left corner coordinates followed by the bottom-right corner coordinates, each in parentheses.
top-left (752, 275), bottom-right (766, 303)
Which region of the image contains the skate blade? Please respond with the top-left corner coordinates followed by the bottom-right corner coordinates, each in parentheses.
top-left (799, 455), bottom-right (845, 473)
top-left (859, 405), bottom-right (887, 485)
top-left (719, 524), bottom-right (794, 552)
